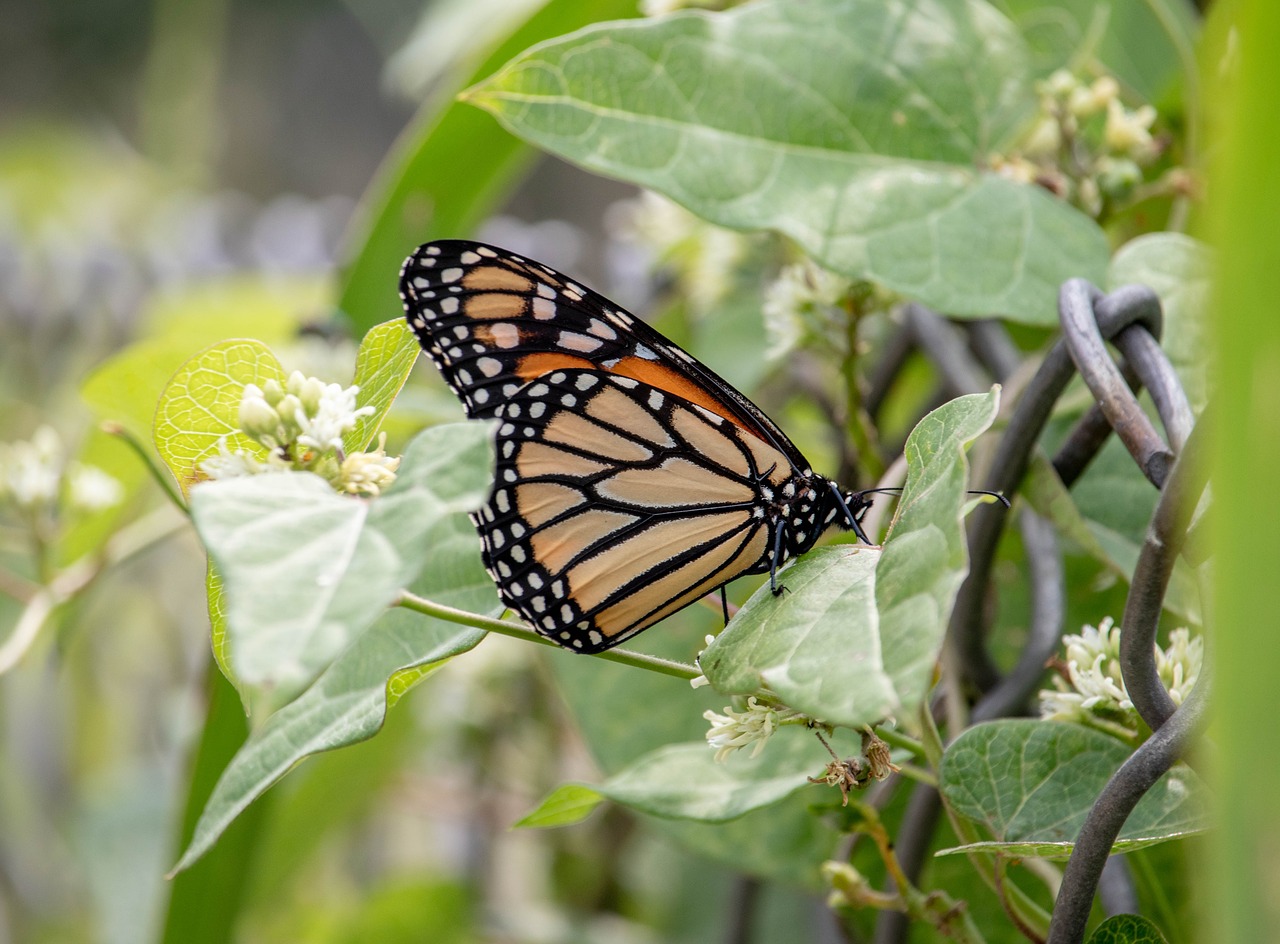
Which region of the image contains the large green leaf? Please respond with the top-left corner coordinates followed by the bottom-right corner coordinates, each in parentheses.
top-left (173, 424), bottom-right (500, 872)
top-left (190, 423), bottom-right (493, 710)
top-left (337, 0), bottom-right (638, 335)
top-left (466, 0), bottom-right (1108, 323)
top-left (701, 389), bottom-right (1001, 729)
top-left (938, 719), bottom-right (1207, 858)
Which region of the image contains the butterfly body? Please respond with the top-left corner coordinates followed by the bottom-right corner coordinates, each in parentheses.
top-left (401, 240), bottom-right (869, 653)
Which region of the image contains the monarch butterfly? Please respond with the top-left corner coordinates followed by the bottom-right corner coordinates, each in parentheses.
top-left (400, 239), bottom-right (873, 654)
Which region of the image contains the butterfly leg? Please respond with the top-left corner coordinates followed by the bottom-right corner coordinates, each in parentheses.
top-left (769, 518), bottom-right (787, 597)
top-left (720, 586), bottom-right (730, 626)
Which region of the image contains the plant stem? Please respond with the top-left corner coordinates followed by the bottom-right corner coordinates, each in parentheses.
top-left (395, 591), bottom-right (700, 681)
top-left (103, 421), bottom-right (189, 515)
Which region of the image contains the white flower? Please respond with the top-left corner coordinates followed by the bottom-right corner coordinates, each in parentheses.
top-left (200, 439), bottom-right (272, 480)
top-left (337, 434), bottom-right (400, 497)
top-left (704, 696), bottom-right (797, 762)
top-left (290, 376), bottom-right (373, 454)
top-left (1105, 99), bottom-right (1158, 161)
top-left (0, 426), bottom-right (64, 508)
top-left (1155, 628), bottom-right (1203, 707)
top-left (1039, 618), bottom-right (1203, 735)
top-left (67, 463), bottom-right (124, 511)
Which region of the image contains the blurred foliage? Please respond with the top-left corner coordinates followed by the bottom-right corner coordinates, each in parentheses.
top-left (0, 0), bottom-right (1222, 942)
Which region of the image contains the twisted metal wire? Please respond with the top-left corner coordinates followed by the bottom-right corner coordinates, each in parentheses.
top-left (950, 284), bottom-right (1165, 691)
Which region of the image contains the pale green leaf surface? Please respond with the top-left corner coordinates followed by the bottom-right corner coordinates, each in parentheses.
top-left (175, 424), bottom-right (499, 872)
top-left (594, 728), bottom-right (822, 822)
top-left (467, 0), bottom-right (1108, 322)
top-left (1109, 233), bottom-right (1212, 412)
top-left (345, 319), bottom-right (422, 454)
top-left (191, 422), bottom-right (494, 708)
top-left (938, 719), bottom-right (1207, 859)
top-left (152, 340), bottom-right (287, 495)
top-left (877, 388), bottom-right (1002, 715)
top-left (514, 784), bottom-right (605, 829)
top-left (701, 390), bottom-right (999, 728)
top-left (699, 547), bottom-right (895, 724)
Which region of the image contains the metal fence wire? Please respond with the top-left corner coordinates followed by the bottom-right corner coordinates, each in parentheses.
top-left (864, 282), bottom-right (1207, 944)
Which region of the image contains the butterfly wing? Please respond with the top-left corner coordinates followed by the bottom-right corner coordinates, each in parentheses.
top-left (477, 368), bottom-right (804, 652)
top-left (400, 239), bottom-right (853, 653)
top-left (400, 240), bottom-right (814, 474)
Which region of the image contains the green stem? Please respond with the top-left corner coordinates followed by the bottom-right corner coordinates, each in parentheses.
top-left (840, 303), bottom-right (883, 481)
top-left (103, 422), bottom-right (189, 515)
top-left (395, 591), bottom-right (700, 681)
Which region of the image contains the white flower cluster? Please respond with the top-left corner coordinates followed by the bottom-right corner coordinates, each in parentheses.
top-left (1039, 617), bottom-right (1203, 738)
top-left (762, 259), bottom-right (855, 360)
top-left (994, 69), bottom-right (1165, 218)
top-left (201, 372), bottom-right (400, 497)
top-left (612, 191), bottom-right (748, 315)
top-left (0, 426), bottom-right (123, 513)
top-left (703, 696), bottom-right (802, 762)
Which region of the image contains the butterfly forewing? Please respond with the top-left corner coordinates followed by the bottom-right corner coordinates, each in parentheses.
top-left (476, 369), bottom-right (788, 652)
top-left (400, 240), bottom-right (812, 471)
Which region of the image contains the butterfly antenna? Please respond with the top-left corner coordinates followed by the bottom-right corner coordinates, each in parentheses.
top-left (858, 485), bottom-right (1010, 507)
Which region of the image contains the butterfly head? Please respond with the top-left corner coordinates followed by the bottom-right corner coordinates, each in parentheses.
top-left (822, 481), bottom-right (875, 545)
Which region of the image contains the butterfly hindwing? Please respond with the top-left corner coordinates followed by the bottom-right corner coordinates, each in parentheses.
top-left (475, 368), bottom-right (798, 652)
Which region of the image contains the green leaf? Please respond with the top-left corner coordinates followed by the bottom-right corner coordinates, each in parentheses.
top-left (344, 318), bottom-right (423, 454)
top-left (466, 0), bottom-right (1108, 323)
top-left (173, 425), bottom-right (500, 873)
top-left (937, 719), bottom-right (1208, 859)
top-left (338, 0), bottom-right (638, 335)
top-left (994, 0), bottom-right (1198, 103)
top-left (514, 783), bottom-right (604, 828)
top-left (699, 547), bottom-right (893, 724)
top-left (1109, 233), bottom-right (1212, 412)
top-left (701, 389), bottom-right (1001, 729)
top-left (593, 728), bottom-right (821, 822)
top-left (152, 340), bottom-right (287, 495)
top-left (172, 611), bottom-right (486, 873)
top-left (1087, 913), bottom-right (1171, 944)
top-left (190, 423), bottom-right (493, 709)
